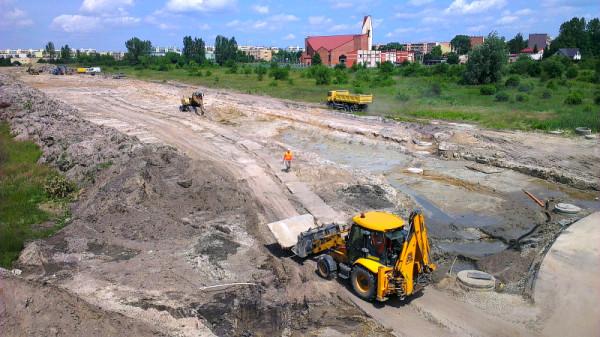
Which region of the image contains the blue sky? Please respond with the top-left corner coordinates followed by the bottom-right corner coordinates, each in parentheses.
top-left (1, 0), bottom-right (598, 50)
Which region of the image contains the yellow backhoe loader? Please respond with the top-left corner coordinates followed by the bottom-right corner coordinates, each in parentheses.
top-left (179, 91), bottom-right (205, 116)
top-left (274, 210), bottom-right (436, 302)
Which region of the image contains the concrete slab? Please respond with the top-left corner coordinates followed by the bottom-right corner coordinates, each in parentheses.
top-left (267, 213), bottom-right (315, 249)
top-left (534, 212), bottom-right (600, 337)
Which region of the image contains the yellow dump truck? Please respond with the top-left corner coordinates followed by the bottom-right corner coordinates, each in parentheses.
top-left (76, 68), bottom-right (87, 74)
top-left (327, 90), bottom-right (373, 112)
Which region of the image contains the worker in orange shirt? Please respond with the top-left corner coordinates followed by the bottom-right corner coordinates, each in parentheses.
top-left (283, 149), bottom-right (293, 172)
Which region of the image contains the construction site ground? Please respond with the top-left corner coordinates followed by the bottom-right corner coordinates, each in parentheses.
top-left (1, 69), bottom-right (599, 337)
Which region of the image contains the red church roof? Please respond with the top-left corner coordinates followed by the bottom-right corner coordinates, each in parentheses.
top-left (306, 34), bottom-right (362, 51)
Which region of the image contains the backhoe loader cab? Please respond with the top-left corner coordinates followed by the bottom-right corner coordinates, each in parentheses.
top-left (314, 211), bottom-right (436, 302)
top-left (179, 91), bottom-right (205, 115)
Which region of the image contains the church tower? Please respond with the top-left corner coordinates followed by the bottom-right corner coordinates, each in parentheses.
top-left (361, 15), bottom-right (373, 50)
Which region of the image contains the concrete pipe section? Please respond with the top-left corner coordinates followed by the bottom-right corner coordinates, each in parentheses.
top-left (457, 270), bottom-right (496, 291)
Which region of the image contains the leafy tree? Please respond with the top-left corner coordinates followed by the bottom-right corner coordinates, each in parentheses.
top-left (430, 45), bottom-right (443, 58)
top-left (446, 52), bottom-right (459, 64)
top-left (182, 36), bottom-right (206, 64)
top-left (378, 42), bottom-right (404, 51)
top-left (125, 37), bottom-right (152, 64)
top-left (541, 57), bottom-right (565, 78)
top-left (550, 17), bottom-right (592, 56)
top-left (507, 33), bottom-right (527, 54)
top-left (462, 32), bottom-right (507, 84)
top-left (45, 41), bottom-right (56, 59)
top-left (450, 35), bottom-right (471, 55)
top-left (588, 18), bottom-right (600, 56)
top-left (60, 45), bottom-right (72, 61)
top-left (214, 35), bottom-right (238, 65)
top-left (311, 53), bottom-right (322, 65)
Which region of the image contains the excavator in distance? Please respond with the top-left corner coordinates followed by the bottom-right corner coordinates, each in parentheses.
top-left (179, 91), bottom-right (205, 116)
top-left (272, 210), bottom-right (436, 302)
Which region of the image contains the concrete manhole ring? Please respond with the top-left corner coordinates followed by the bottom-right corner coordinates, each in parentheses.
top-left (457, 270), bottom-right (495, 291)
top-left (554, 203), bottom-right (581, 214)
top-left (575, 127), bottom-right (591, 135)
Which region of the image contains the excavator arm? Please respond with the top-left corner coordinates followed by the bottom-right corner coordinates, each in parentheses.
top-left (394, 210), bottom-right (436, 298)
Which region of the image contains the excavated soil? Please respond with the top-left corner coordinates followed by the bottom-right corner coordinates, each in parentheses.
top-left (2, 69), bottom-right (599, 337)
top-left (0, 73), bottom-right (391, 337)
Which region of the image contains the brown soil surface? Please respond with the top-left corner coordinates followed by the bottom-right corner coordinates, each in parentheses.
top-left (1, 69), bottom-right (598, 337)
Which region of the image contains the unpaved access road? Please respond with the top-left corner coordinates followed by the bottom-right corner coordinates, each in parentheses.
top-left (6, 70), bottom-right (600, 337)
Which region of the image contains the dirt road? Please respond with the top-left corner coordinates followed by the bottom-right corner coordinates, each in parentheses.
top-left (4, 70), bottom-right (599, 336)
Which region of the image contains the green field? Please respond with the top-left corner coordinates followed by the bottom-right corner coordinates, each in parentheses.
top-left (0, 122), bottom-right (73, 268)
top-left (106, 65), bottom-right (600, 132)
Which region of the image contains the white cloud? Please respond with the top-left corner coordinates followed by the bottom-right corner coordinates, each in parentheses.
top-left (329, 24), bottom-right (350, 32)
top-left (104, 15), bottom-right (140, 25)
top-left (166, 0), bottom-right (236, 12)
top-left (308, 16), bottom-right (332, 25)
top-left (52, 14), bottom-right (102, 32)
top-left (252, 4), bottom-right (269, 14)
top-left (372, 18), bottom-right (383, 28)
top-left (226, 19), bottom-right (240, 27)
top-left (467, 24), bottom-right (486, 33)
top-left (0, 5), bottom-right (33, 29)
top-left (445, 0), bottom-right (506, 14)
top-left (198, 23), bottom-right (210, 30)
top-left (283, 33), bottom-right (295, 40)
top-left (269, 14), bottom-right (299, 23)
top-left (496, 15), bottom-right (517, 25)
top-left (80, 0), bottom-right (133, 13)
top-left (253, 20), bottom-right (267, 28)
top-left (52, 12), bottom-right (140, 32)
top-left (514, 8), bottom-right (533, 15)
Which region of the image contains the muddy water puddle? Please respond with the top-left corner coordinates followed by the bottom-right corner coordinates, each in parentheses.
top-left (278, 128), bottom-right (597, 258)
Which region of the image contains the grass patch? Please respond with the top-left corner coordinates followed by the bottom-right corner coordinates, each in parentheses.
top-left (111, 66), bottom-right (600, 132)
top-left (0, 122), bottom-right (75, 268)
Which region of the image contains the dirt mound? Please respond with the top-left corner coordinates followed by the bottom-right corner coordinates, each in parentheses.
top-left (0, 74), bottom-right (392, 337)
top-left (0, 275), bottom-right (168, 337)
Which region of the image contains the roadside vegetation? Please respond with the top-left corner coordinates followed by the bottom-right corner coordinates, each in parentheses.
top-left (31, 17), bottom-right (600, 132)
top-left (0, 122), bottom-right (75, 268)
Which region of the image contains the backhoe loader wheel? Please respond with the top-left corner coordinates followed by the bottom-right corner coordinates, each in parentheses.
top-left (351, 265), bottom-right (376, 301)
top-left (317, 255), bottom-right (337, 279)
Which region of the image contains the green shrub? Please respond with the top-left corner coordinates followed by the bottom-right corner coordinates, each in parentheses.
top-left (518, 83), bottom-right (533, 92)
top-left (287, 78), bottom-right (294, 85)
top-left (495, 92), bottom-right (510, 101)
top-left (505, 75), bottom-right (520, 87)
top-left (205, 70), bottom-right (212, 77)
top-left (546, 80), bottom-right (557, 89)
top-left (396, 92), bottom-right (410, 101)
top-left (564, 91), bottom-right (583, 105)
top-left (516, 94), bottom-right (528, 102)
top-left (44, 174), bottom-right (75, 199)
top-left (268, 80), bottom-right (278, 87)
top-left (157, 63), bottom-right (169, 71)
top-left (312, 65), bottom-right (332, 85)
top-left (541, 57), bottom-right (564, 79)
top-left (542, 90), bottom-right (552, 99)
top-left (594, 91), bottom-right (600, 105)
top-left (428, 83), bottom-right (442, 96)
top-left (333, 69), bottom-right (349, 84)
top-left (565, 67), bottom-right (578, 79)
top-left (480, 85), bottom-right (496, 95)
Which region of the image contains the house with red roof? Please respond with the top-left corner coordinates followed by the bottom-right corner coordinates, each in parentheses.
top-left (301, 16), bottom-right (373, 67)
